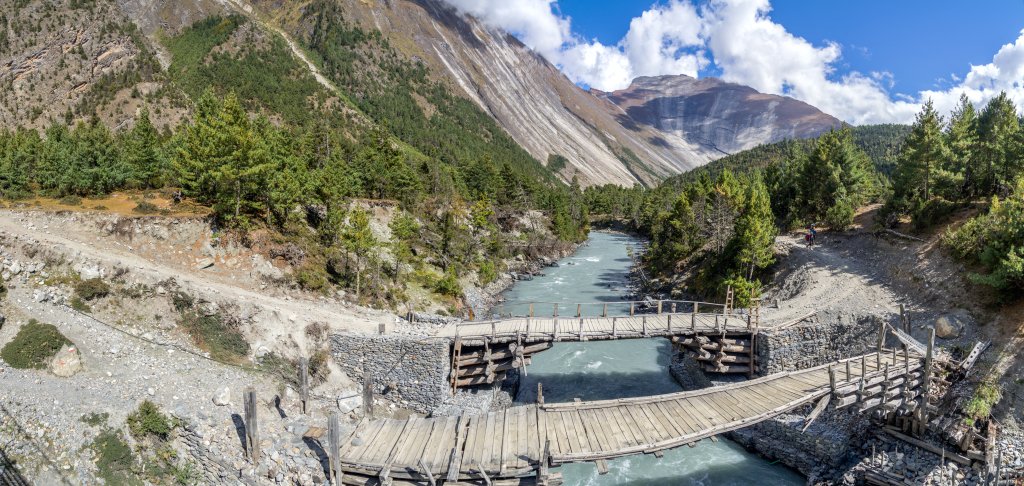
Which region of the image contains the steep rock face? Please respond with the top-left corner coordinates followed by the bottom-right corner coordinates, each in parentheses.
top-left (596, 75), bottom-right (842, 156)
top-left (293, 0), bottom-right (718, 186)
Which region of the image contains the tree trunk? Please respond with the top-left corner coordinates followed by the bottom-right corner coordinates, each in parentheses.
top-left (235, 179), bottom-right (241, 220)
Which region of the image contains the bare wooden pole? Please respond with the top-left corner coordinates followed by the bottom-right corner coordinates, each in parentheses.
top-left (299, 357), bottom-right (310, 415)
top-left (362, 372), bottom-right (374, 420)
top-left (629, 302), bottom-right (635, 316)
top-left (243, 387), bottom-right (260, 464)
top-left (576, 304), bottom-right (582, 318)
top-left (657, 300), bottom-right (663, 314)
top-left (328, 412), bottom-right (344, 485)
top-left (537, 383), bottom-right (544, 405)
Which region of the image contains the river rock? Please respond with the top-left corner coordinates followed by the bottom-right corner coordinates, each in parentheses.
top-left (213, 387), bottom-right (231, 406)
top-left (48, 344), bottom-right (83, 377)
top-left (934, 309), bottom-right (971, 339)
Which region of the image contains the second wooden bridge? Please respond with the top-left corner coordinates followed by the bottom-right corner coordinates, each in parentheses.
top-left (333, 348), bottom-right (928, 485)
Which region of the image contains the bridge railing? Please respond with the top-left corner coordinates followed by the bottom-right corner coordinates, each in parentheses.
top-left (482, 299), bottom-right (735, 320)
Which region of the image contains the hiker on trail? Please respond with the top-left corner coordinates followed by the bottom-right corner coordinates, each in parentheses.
top-left (804, 232), bottom-right (813, 248)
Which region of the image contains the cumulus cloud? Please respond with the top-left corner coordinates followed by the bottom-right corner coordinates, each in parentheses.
top-left (441, 0), bottom-right (1024, 124)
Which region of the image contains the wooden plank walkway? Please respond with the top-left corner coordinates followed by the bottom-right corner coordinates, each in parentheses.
top-left (433, 313), bottom-right (753, 343)
top-left (337, 349), bottom-right (921, 482)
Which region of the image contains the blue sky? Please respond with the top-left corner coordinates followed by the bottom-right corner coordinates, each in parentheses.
top-left (444, 0), bottom-right (1024, 124)
top-left (557, 0), bottom-right (1024, 97)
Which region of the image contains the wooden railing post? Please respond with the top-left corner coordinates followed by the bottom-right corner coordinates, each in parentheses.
top-left (328, 412), bottom-right (344, 485)
top-left (243, 388), bottom-right (259, 464)
top-left (537, 383), bottom-right (544, 405)
top-left (299, 357), bottom-right (310, 415)
top-left (602, 303), bottom-right (607, 318)
top-left (577, 304), bottom-right (582, 318)
top-left (529, 303), bottom-right (534, 317)
top-left (657, 300), bottom-right (663, 314)
top-left (362, 374), bottom-right (374, 420)
top-left (612, 317), bottom-right (617, 337)
top-left (828, 365), bottom-right (836, 394)
top-left (553, 303), bottom-right (558, 317)
top-left (629, 302), bottom-right (635, 316)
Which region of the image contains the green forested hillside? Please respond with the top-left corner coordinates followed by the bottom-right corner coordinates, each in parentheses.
top-left (0, 12), bottom-right (588, 311)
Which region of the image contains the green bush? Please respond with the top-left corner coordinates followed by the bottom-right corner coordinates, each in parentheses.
top-left (912, 197), bottom-right (959, 230)
top-left (824, 198), bottom-right (855, 231)
top-left (434, 269), bottom-right (461, 297)
top-left (295, 264), bottom-right (328, 291)
top-left (176, 303), bottom-right (250, 363)
top-left (478, 260), bottom-right (498, 285)
top-left (127, 400), bottom-right (173, 440)
top-left (91, 430), bottom-right (140, 486)
top-left (58, 195), bottom-right (83, 206)
top-left (132, 201), bottom-right (160, 214)
top-left (75, 278), bottom-right (111, 300)
top-left (964, 382), bottom-right (1001, 426)
top-left (944, 181), bottom-right (1024, 292)
top-left (0, 319), bottom-right (72, 369)
top-left (71, 296), bottom-right (91, 313)
top-left (0, 273), bottom-right (6, 299)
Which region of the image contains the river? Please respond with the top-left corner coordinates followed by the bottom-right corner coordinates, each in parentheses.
top-left (499, 231), bottom-right (803, 486)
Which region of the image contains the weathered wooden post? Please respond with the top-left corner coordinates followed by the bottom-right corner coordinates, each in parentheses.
top-left (553, 303), bottom-right (558, 317)
top-left (577, 304), bottom-right (582, 318)
top-left (327, 412), bottom-right (344, 485)
top-left (691, 307), bottom-right (696, 332)
top-left (657, 300), bottom-right (663, 314)
top-left (642, 316), bottom-right (648, 336)
top-left (845, 360), bottom-right (851, 382)
top-left (299, 357), bottom-right (310, 415)
top-left (529, 303), bottom-right (534, 318)
top-left (828, 365), bottom-right (836, 394)
top-left (667, 314), bottom-right (673, 334)
top-left (243, 387), bottom-right (260, 464)
top-left (612, 317), bottom-right (617, 337)
top-left (362, 374), bottom-right (374, 420)
top-left (921, 327), bottom-right (936, 428)
top-left (537, 383), bottom-right (544, 405)
top-left (602, 303), bottom-right (608, 318)
top-left (629, 302), bottom-right (635, 316)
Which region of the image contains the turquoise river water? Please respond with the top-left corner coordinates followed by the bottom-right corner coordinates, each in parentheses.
top-left (500, 231), bottom-right (803, 486)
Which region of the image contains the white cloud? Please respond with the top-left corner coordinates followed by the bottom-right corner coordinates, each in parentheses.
top-left (441, 0), bottom-right (1024, 124)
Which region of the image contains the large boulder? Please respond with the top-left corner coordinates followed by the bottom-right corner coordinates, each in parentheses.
top-left (934, 309), bottom-right (972, 339)
top-left (48, 344), bottom-right (83, 377)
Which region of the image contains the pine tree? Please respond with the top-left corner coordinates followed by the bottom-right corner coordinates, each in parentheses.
top-left (121, 107), bottom-right (164, 188)
top-left (733, 178), bottom-right (776, 279)
top-left (945, 94), bottom-right (979, 198)
top-left (978, 92), bottom-right (1020, 195)
top-left (341, 208), bottom-right (376, 299)
top-left (895, 99), bottom-right (946, 203)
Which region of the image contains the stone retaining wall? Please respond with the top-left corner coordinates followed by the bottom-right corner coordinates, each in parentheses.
top-left (330, 333), bottom-right (451, 414)
top-left (758, 309), bottom-right (888, 375)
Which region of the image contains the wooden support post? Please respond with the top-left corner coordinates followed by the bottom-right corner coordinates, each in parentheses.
top-left (526, 318), bottom-right (531, 338)
top-left (667, 314), bottom-right (673, 334)
top-left (877, 321), bottom-right (887, 353)
top-left (362, 376), bottom-right (374, 419)
top-left (491, 321), bottom-right (496, 339)
top-left (418, 460), bottom-right (435, 486)
top-left (746, 314), bottom-right (752, 331)
top-left (630, 302), bottom-right (635, 316)
top-left (539, 439), bottom-right (551, 484)
top-left (577, 304), bottom-right (582, 318)
top-left (749, 333), bottom-right (756, 377)
top-left (657, 300), bottom-right (663, 314)
top-left (829, 365), bottom-right (836, 393)
top-left (921, 327), bottom-right (935, 430)
top-left (299, 358), bottom-right (310, 415)
top-left (691, 309), bottom-right (696, 332)
top-left (530, 304), bottom-right (534, 317)
top-left (328, 413), bottom-right (344, 485)
top-left (578, 318), bottom-right (584, 340)
top-left (553, 303), bottom-right (558, 317)
top-left (861, 354), bottom-right (867, 376)
top-left (900, 303), bottom-right (905, 328)
top-left (243, 388), bottom-right (259, 464)
top-left (611, 317), bottom-right (618, 337)
top-left (845, 360), bottom-right (851, 382)
top-left (671, 303), bottom-right (677, 313)
top-left (602, 303), bottom-right (607, 318)
top-left (537, 383), bottom-right (544, 405)
top-left (552, 317), bottom-right (558, 341)
top-left (642, 316), bottom-right (647, 336)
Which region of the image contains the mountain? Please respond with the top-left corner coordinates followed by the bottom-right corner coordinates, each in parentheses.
top-left (594, 74), bottom-right (843, 157)
top-left (0, 0), bottom-right (839, 187)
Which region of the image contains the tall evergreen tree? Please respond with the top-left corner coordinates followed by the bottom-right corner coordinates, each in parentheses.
top-left (733, 178), bottom-right (777, 279)
top-left (895, 99), bottom-right (946, 203)
top-left (121, 107), bottom-right (164, 188)
top-left (978, 92), bottom-right (1020, 195)
top-left (945, 94), bottom-right (979, 198)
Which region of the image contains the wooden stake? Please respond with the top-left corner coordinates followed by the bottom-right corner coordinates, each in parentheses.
top-left (362, 375), bottom-right (374, 420)
top-left (537, 383), bottom-right (544, 405)
top-left (328, 413), bottom-right (344, 485)
top-left (243, 388), bottom-right (259, 464)
top-left (299, 357), bottom-right (310, 415)
top-left (829, 365), bottom-right (836, 393)
top-left (630, 302), bottom-right (635, 316)
top-left (577, 304), bottom-right (582, 318)
top-left (602, 303), bottom-right (607, 317)
top-left (657, 300), bottom-right (663, 314)
top-left (553, 303), bottom-right (558, 317)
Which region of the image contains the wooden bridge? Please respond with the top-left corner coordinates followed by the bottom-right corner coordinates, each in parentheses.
top-left (332, 348), bottom-right (929, 485)
top-left (429, 299), bottom-right (761, 388)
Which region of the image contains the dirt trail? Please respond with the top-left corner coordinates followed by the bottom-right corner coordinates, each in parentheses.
top-left (0, 211), bottom-right (389, 341)
top-left (762, 233), bottom-right (904, 326)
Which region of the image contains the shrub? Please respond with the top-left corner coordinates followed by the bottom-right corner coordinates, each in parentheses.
top-left (71, 296), bottom-right (91, 313)
top-left (58, 195), bottom-right (83, 206)
top-left (964, 382), bottom-right (1001, 426)
top-left (478, 260), bottom-right (498, 285)
top-left (133, 201), bottom-right (160, 214)
top-left (911, 197), bottom-right (959, 230)
top-left (824, 198), bottom-right (855, 231)
top-left (174, 298), bottom-right (250, 363)
top-left (0, 320), bottom-right (72, 369)
top-left (434, 269), bottom-right (461, 297)
top-left (944, 182), bottom-right (1024, 292)
top-left (127, 400), bottom-right (173, 440)
top-left (0, 273), bottom-right (6, 299)
top-left (295, 264), bottom-right (328, 291)
top-left (92, 430), bottom-right (139, 486)
top-left (81, 412), bottom-right (110, 426)
top-left (75, 278), bottom-right (111, 300)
